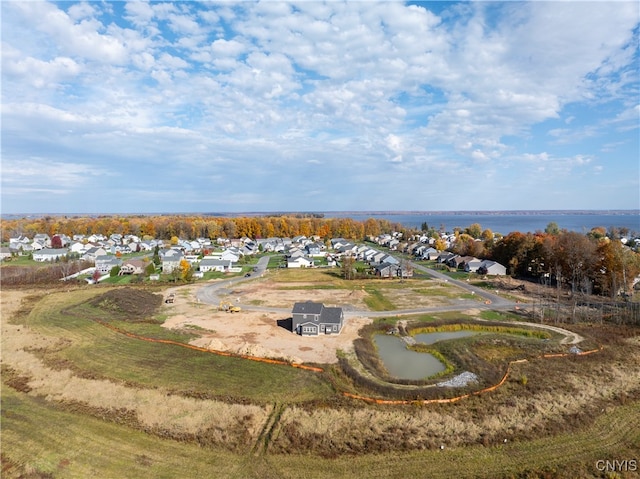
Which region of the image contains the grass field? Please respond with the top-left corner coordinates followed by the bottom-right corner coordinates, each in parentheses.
top-left (3, 385), bottom-right (639, 479)
top-left (11, 289), bottom-right (334, 404)
top-left (2, 284), bottom-right (640, 478)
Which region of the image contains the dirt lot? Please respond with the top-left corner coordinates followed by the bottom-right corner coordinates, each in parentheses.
top-left (162, 282), bottom-right (372, 364)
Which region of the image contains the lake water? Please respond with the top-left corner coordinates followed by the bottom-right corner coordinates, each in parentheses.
top-left (324, 211), bottom-right (639, 235)
top-left (374, 330), bottom-right (477, 380)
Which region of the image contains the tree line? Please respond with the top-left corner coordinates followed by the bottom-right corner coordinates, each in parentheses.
top-left (0, 215), bottom-right (405, 243)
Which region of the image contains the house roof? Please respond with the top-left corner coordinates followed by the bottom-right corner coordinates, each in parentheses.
top-left (200, 258), bottom-right (231, 267)
top-left (322, 307), bottom-right (343, 324)
top-left (292, 301), bottom-right (324, 315)
top-left (35, 248), bottom-right (68, 255)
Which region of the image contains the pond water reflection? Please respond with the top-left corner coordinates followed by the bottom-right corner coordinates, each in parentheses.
top-left (374, 330), bottom-right (478, 380)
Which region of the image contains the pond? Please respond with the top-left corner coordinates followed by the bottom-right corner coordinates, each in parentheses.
top-left (374, 330), bottom-right (478, 380)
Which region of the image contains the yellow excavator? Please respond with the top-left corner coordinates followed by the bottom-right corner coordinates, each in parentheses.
top-left (218, 301), bottom-right (241, 313)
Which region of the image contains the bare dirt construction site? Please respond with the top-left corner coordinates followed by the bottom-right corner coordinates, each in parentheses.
top-left (161, 280), bottom-right (373, 364)
top-left (157, 272), bottom-right (573, 365)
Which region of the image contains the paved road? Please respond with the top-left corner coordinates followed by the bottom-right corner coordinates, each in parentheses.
top-left (196, 255), bottom-right (270, 306)
top-left (195, 255), bottom-right (523, 318)
top-left (191, 255), bottom-right (588, 347)
top-left (410, 261), bottom-right (516, 309)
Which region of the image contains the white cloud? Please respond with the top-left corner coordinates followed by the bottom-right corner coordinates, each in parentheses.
top-left (1, 0), bottom-right (637, 212)
top-left (1, 158), bottom-right (114, 195)
top-left (14, 2), bottom-right (129, 65)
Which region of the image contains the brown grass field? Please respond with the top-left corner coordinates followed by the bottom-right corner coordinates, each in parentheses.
top-left (2, 273), bottom-right (640, 478)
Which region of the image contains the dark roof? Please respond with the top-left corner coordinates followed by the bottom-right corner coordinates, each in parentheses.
top-left (292, 301), bottom-right (325, 315)
top-left (322, 307), bottom-right (343, 324)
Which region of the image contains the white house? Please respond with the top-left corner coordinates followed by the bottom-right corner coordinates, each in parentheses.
top-left (199, 258), bottom-right (232, 272)
top-left (95, 255), bottom-right (122, 274)
top-left (161, 249), bottom-right (184, 273)
top-left (33, 248), bottom-right (68, 262)
top-left (477, 260), bottom-right (507, 276)
top-left (288, 256), bottom-right (313, 268)
top-left (220, 248), bottom-right (241, 262)
top-left (0, 247), bottom-right (12, 261)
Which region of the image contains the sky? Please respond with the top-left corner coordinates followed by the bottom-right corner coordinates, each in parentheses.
top-left (1, 1), bottom-right (639, 214)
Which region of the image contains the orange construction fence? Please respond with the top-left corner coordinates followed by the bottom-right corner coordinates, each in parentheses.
top-left (342, 345), bottom-right (603, 405)
top-left (95, 319), bottom-right (324, 373)
top-left (95, 318), bottom-right (601, 404)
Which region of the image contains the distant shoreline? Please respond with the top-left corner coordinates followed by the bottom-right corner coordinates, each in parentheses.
top-left (1, 209), bottom-right (638, 219)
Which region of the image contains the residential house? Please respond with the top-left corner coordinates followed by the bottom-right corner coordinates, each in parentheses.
top-left (330, 238), bottom-right (350, 249)
top-left (305, 243), bottom-right (324, 257)
top-left (387, 239), bottom-right (400, 250)
top-left (374, 262), bottom-right (414, 279)
top-left (477, 260), bottom-right (507, 276)
top-left (0, 247), bottom-right (12, 261)
top-left (83, 247), bottom-right (108, 262)
top-left (33, 234), bottom-right (51, 248)
top-left (291, 301), bottom-right (344, 336)
top-left (220, 248), bottom-right (241, 262)
top-left (437, 252), bottom-right (456, 264)
top-left (371, 251), bottom-right (387, 264)
top-left (95, 255), bottom-right (122, 274)
top-left (9, 237), bottom-right (33, 255)
top-left (119, 259), bottom-right (146, 275)
top-left (9, 235), bottom-right (30, 247)
top-left (161, 249), bottom-right (184, 273)
top-left (374, 262), bottom-right (398, 278)
top-left (463, 258), bottom-right (483, 273)
top-left (199, 258), bottom-right (232, 272)
top-left (421, 247), bottom-right (440, 261)
top-left (68, 242), bottom-right (87, 255)
top-left (287, 256), bottom-right (313, 268)
top-left (33, 248), bottom-right (68, 262)
top-left (292, 235), bottom-right (307, 245)
top-left (380, 254), bottom-right (399, 265)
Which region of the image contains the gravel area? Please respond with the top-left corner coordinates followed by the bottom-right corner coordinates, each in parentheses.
top-left (436, 371), bottom-right (479, 387)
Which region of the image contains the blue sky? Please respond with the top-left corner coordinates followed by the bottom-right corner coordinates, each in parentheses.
top-left (1, 1), bottom-right (638, 214)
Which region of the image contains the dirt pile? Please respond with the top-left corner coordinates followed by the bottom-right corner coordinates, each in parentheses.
top-left (90, 288), bottom-right (163, 320)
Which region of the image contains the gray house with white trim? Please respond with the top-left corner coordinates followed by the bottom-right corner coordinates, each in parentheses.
top-left (291, 301), bottom-right (344, 336)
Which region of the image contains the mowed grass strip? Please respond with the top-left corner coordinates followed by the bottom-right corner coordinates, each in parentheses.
top-left (265, 401), bottom-right (640, 479)
top-left (1, 387), bottom-right (252, 479)
top-left (363, 287), bottom-right (395, 311)
top-left (3, 385), bottom-right (638, 479)
top-left (20, 290), bottom-right (334, 403)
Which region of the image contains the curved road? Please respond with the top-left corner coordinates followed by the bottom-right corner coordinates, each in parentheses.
top-left (192, 256), bottom-right (588, 344)
top-left (196, 256), bottom-right (521, 318)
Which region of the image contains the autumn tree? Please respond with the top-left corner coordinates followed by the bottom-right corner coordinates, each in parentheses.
top-left (545, 222), bottom-right (560, 235)
top-left (595, 240), bottom-right (640, 298)
top-left (465, 223), bottom-right (483, 239)
top-left (364, 218), bottom-right (381, 237)
top-left (51, 235), bottom-right (63, 249)
top-left (554, 232), bottom-right (597, 295)
top-left (341, 256), bottom-right (356, 280)
top-left (145, 262), bottom-right (156, 276)
top-left (179, 259), bottom-right (193, 282)
top-left (434, 238), bottom-right (447, 252)
top-left (491, 232), bottom-right (545, 277)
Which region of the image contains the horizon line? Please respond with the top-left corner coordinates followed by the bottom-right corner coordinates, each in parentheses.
top-left (2, 209), bottom-right (639, 218)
